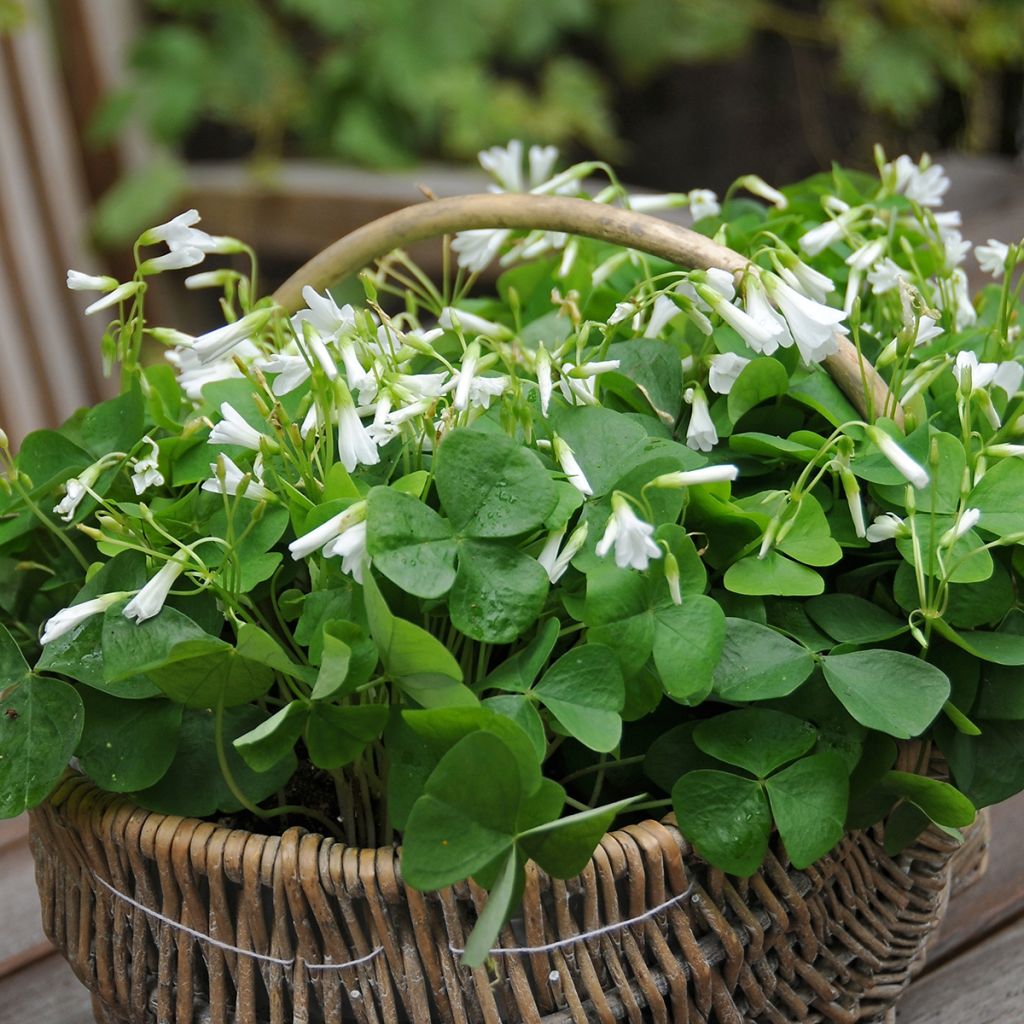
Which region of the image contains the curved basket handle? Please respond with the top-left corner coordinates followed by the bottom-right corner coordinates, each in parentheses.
top-left (272, 192), bottom-right (898, 423)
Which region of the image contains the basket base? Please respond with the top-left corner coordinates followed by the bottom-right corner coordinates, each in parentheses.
top-left (92, 993), bottom-right (131, 1024)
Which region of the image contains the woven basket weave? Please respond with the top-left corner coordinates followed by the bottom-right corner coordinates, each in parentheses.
top-left (30, 772), bottom-right (988, 1024)
top-left (29, 196), bottom-right (991, 1023)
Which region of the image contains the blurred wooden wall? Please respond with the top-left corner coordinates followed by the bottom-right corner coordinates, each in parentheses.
top-left (0, 0), bottom-right (135, 446)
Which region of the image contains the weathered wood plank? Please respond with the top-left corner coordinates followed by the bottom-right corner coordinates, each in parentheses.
top-left (0, 835), bottom-right (51, 976)
top-left (896, 913), bottom-right (1024, 1022)
top-left (0, 952), bottom-right (94, 1024)
top-left (927, 792), bottom-right (1024, 967)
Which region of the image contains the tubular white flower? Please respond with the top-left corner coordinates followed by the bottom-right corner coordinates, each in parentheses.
top-left (799, 219), bottom-right (846, 256)
top-left (953, 351), bottom-right (1024, 399)
top-left (84, 281), bottom-right (142, 316)
top-left (262, 353), bottom-right (312, 396)
top-left (208, 403), bottom-right (268, 451)
top-left (887, 154), bottom-right (950, 207)
top-left (123, 555), bottom-right (188, 624)
top-left (865, 512), bottom-right (907, 543)
top-left (451, 228), bottom-right (511, 272)
top-left (608, 301), bottom-right (637, 326)
top-left (684, 387), bottom-right (718, 453)
top-left (295, 286), bottom-right (356, 339)
top-left (941, 508), bottom-right (981, 547)
top-left (942, 230), bottom-right (971, 271)
top-left (40, 592), bottom-right (126, 645)
top-left (626, 192), bottom-right (686, 212)
top-left (986, 443), bottom-right (1024, 458)
top-left (651, 465), bottom-right (739, 488)
top-left (67, 269), bottom-right (118, 292)
top-left (130, 436), bottom-right (164, 495)
top-left (595, 495), bottom-right (662, 571)
top-left (868, 258), bottom-right (904, 294)
top-left (687, 188), bottom-right (721, 221)
top-left (644, 294), bottom-right (681, 338)
top-left (779, 258), bottom-right (835, 303)
top-left (54, 458), bottom-right (113, 522)
top-left (536, 344), bottom-right (553, 416)
top-left (704, 268), bottom-right (737, 301)
top-left (140, 247), bottom-right (205, 275)
top-left (184, 270), bottom-right (236, 291)
top-left (201, 454), bottom-right (273, 502)
top-left (537, 521), bottom-right (588, 584)
top-left (479, 139), bottom-right (526, 191)
top-left (763, 273), bottom-right (846, 364)
top-left (736, 175), bottom-right (788, 210)
top-left (193, 308), bottom-right (272, 364)
top-left (322, 519), bottom-right (369, 583)
top-left (708, 353), bottom-right (751, 396)
top-left (453, 341), bottom-right (480, 412)
top-left (552, 435), bottom-right (593, 496)
top-left (139, 209), bottom-right (201, 245)
top-left (846, 239), bottom-right (887, 273)
top-left (867, 428), bottom-right (930, 489)
top-left (699, 285), bottom-right (780, 354)
top-left (951, 269), bottom-right (977, 330)
top-left (439, 307), bottom-right (511, 340)
top-left (740, 277), bottom-right (791, 354)
top-left (336, 379), bottom-right (381, 471)
top-left (289, 501), bottom-right (368, 560)
top-left (976, 239), bottom-right (1010, 278)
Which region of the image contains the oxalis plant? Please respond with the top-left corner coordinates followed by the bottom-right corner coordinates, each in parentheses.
top-left (2, 142), bottom-right (1024, 967)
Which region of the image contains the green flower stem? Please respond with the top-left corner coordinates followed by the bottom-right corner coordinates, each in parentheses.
top-left (6, 475), bottom-right (90, 572)
top-left (559, 754), bottom-right (645, 787)
top-left (214, 694), bottom-right (343, 840)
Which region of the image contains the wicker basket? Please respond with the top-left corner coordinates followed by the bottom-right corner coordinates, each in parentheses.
top-left (30, 772), bottom-right (988, 1024)
top-left (28, 196), bottom-right (991, 1023)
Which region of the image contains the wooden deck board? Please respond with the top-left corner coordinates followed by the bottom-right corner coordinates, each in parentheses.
top-left (0, 953), bottom-right (95, 1024)
top-left (0, 831), bottom-right (49, 973)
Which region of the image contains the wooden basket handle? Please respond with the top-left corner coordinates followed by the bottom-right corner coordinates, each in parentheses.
top-left (271, 192), bottom-right (898, 423)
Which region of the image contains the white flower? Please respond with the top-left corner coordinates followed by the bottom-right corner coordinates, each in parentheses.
top-left (740, 277), bottom-right (792, 355)
top-left (184, 270), bottom-right (235, 291)
top-left (942, 230), bottom-right (971, 271)
top-left (941, 508), bottom-right (981, 546)
top-left (687, 189), bottom-right (721, 221)
top-left (651, 465), bottom-right (739, 487)
top-left (332, 379), bottom-right (380, 470)
top-left (552, 436), bottom-right (592, 495)
top-left (763, 273), bottom-right (846, 364)
top-left (799, 219), bottom-right (847, 257)
top-left (888, 154), bottom-right (950, 207)
top-left (846, 240), bottom-right (887, 273)
top-left (986, 444), bottom-right (1024, 458)
top-left (140, 247), bottom-right (205, 275)
top-left (40, 592), bottom-right (126, 645)
top-left (201, 454), bottom-right (273, 501)
top-left (294, 286), bottom-right (356, 340)
top-left (644, 294), bottom-right (681, 338)
top-left (166, 341), bottom-right (253, 401)
top-left (83, 281), bottom-right (142, 316)
top-left (537, 521), bottom-right (589, 584)
top-left (123, 555), bottom-right (188, 624)
top-left (868, 258), bottom-right (905, 294)
top-left (865, 512), bottom-right (906, 543)
top-left (452, 341), bottom-right (479, 412)
top-left (139, 209), bottom-right (201, 245)
top-left (289, 501), bottom-right (367, 560)
top-left (708, 353), bottom-right (751, 395)
top-left (595, 495), bottom-right (662, 571)
top-left (779, 259), bottom-right (835, 303)
top-left (867, 428), bottom-right (930, 489)
top-left (608, 301), bottom-right (636, 327)
top-left (322, 519), bottom-right (369, 583)
top-left (208, 403), bottom-right (268, 451)
top-left (193, 308), bottom-right (272, 364)
top-left (626, 192), bottom-right (686, 212)
top-left (479, 139), bottom-right (528, 192)
top-left (130, 436), bottom-right (164, 495)
top-left (699, 285), bottom-right (780, 354)
top-left (976, 239), bottom-right (1010, 278)
top-left (66, 269), bottom-right (118, 292)
top-left (953, 351), bottom-right (1024, 399)
top-left (737, 175), bottom-right (788, 210)
top-left (536, 344), bottom-right (553, 416)
top-left (684, 387), bottom-right (718, 452)
top-left (451, 228), bottom-right (512, 273)
top-left (54, 458), bottom-right (112, 522)
top-left (439, 307), bottom-right (511, 340)
top-left (262, 353), bottom-right (312, 396)
top-left (951, 269), bottom-right (977, 330)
